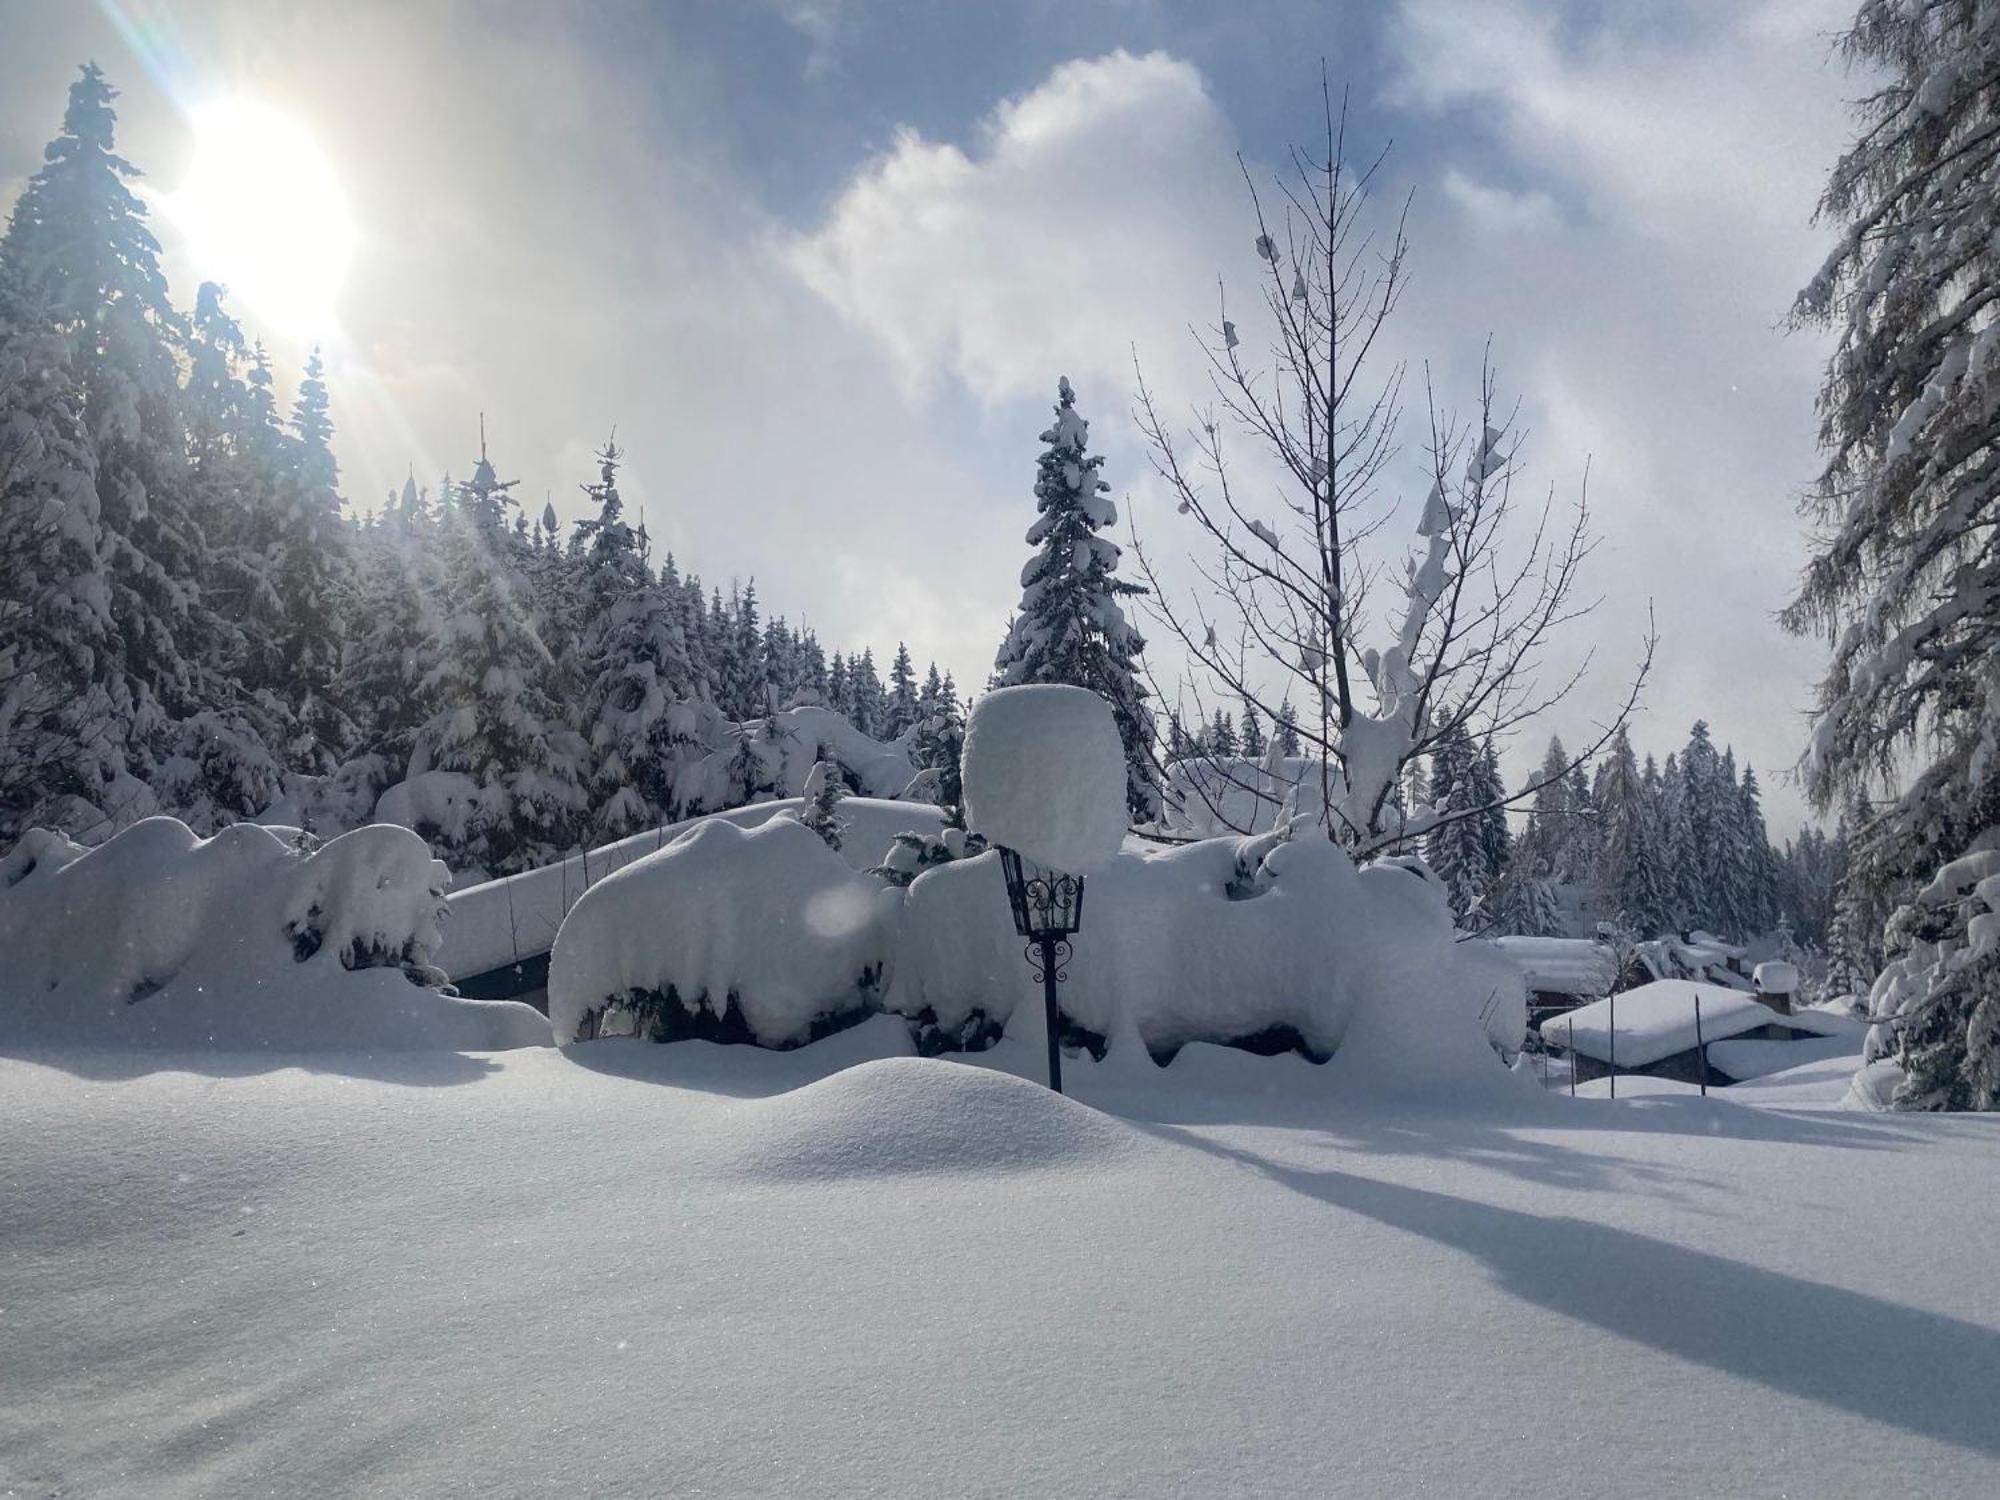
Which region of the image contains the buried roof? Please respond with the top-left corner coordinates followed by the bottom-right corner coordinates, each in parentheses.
top-left (1537, 980), bottom-right (1777, 1067)
top-left (1493, 936), bottom-right (1617, 997)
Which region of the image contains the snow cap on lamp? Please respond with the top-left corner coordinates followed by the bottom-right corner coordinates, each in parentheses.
top-left (962, 684), bottom-right (1127, 873)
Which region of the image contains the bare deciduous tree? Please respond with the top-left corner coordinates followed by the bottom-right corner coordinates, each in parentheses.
top-left (1129, 77), bottom-right (1652, 857)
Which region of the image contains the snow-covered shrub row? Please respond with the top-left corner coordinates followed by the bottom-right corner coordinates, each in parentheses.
top-left (0, 818), bottom-right (548, 1051)
top-left (436, 796), bottom-right (946, 984)
top-left (271, 704), bottom-right (924, 884)
top-left (891, 829), bottom-right (1524, 1071)
top-left (548, 814), bottom-right (897, 1048)
top-left (547, 804), bottom-right (1526, 1081)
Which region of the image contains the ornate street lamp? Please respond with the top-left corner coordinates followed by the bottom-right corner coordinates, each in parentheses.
top-left (996, 847), bottom-right (1085, 1094)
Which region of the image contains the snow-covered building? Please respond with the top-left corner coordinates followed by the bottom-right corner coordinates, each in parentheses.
top-left (1493, 937), bottom-right (1617, 1020)
top-left (1538, 979), bottom-right (1822, 1087)
top-left (1624, 930), bottom-right (1753, 992)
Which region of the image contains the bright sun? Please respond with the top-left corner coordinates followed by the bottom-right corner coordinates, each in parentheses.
top-left (173, 98), bottom-right (355, 340)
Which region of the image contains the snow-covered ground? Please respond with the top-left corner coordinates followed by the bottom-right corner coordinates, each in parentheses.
top-left (5, 1035), bottom-right (1999, 1498)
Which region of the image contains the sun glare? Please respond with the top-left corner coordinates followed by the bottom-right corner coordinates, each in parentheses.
top-left (172, 98), bottom-right (355, 340)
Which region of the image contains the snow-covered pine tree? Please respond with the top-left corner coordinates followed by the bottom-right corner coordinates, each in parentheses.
top-left (1275, 699), bottom-right (1302, 756)
top-left (337, 469), bottom-right (440, 798)
top-left (762, 617), bottom-right (800, 709)
top-left (1209, 709), bottom-right (1238, 760)
top-left (800, 755), bottom-right (847, 851)
top-left (726, 582), bottom-right (763, 721)
top-left (1513, 737), bottom-right (1570, 887)
top-left (0, 64), bottom-right (279, 835)
top-left (911, 677), bottom-right (970, 825)
top-left (1738, 764), bottom-right (1783, 936)
top-left (269, 346), bottom-right (354, 770)
top-left (827, 651), bottom-right (850, 723)
top-left (992, 377), bottom-right (1160, 820)
top-left (1495, 866), bottom-right (1562, 938)
top-left (1593, 726), bottom-right (1648, 919)
top-left (1561, 756), bottom-right (1598, 886)
top-left (408, 430), bottom-right (588, 874)
top-left (1473, 737), bottom-right (1512, 892)
top-left (568, 438), bottom-right (699, 838)
top-left (1781, 2), bottom-right (2000, 1105)
top-left (795, 632), bottom-right (829, 706)
top-left (1424, 716), bottom-right (1491, 922)
top-left (886, 642), bottom-right (919, 738)
top-left (850, 647), bottom-right (885, 738)
top-left (1240, 703), bottom-right (1265, 757)
top-left (1708, 748), bottom-right (1755, 938)
top-left (0, 257), bottom-right (115, 839)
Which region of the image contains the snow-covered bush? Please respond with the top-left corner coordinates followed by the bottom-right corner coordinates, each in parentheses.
top-left (0, 817), bottom-right (547, 1050)
top-left (872, 825), bottom-right (987, 889)
top-left (1854, 833), bottom-right (2000, 1111)
top-left (888, 827), bottom-right (1524, 1073)
top-left (547, 812), bottom-right (897, 1048)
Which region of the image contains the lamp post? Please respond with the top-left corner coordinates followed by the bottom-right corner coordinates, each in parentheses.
top-left (996, 846), bottom-right (1085, 1094)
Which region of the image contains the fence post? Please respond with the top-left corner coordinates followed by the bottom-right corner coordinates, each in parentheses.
top-left (1695, 992), bottom-right (1709, 1097)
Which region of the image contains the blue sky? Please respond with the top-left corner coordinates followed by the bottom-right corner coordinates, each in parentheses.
top-left (1, 0), bottom-right (1864, 833)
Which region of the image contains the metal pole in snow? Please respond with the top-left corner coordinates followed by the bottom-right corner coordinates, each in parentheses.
top-left (1568, 1017), bottom-right (1576, 1097)
top-left (1608, 988), bottom-right (1617, 1099)
top-left (1040, 934), bottom-right (1064, 1096)
top-left (1695, 992), bottom-right (1709, 1097)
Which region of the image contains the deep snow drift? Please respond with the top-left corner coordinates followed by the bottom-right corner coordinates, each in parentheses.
top-left (5, 1041), bottom-right (1998, 1499)
top-left (0, 818), bottom-right (546, 1052)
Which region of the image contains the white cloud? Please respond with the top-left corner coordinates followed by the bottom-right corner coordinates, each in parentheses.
top-left (785, 50), bottom-right (1244, 405)
top-left (1380, 0), bottom-right (1859, 832)
top-left (1440, 169), bottom-right (1559, 233)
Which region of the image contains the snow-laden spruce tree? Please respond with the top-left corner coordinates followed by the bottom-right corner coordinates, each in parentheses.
top-left (0, 259), bottom-right (115, 840)
top-left (407, 433), bottom-right (588, 874)
top-left (1782, 1), bottom-right (2000, 1105)
top-left (799, 756), bottom-right (847, 851)
top-left (336, 471), bottom-right (443, 804)
top-left (1424, 715), bottom-right (1494, 923)
top-left (1134, 83), bottom-right (1647, 852)
top-left (886, 642), bottom-right (919, 737)
top-left (0, 63), bottom-right (282, 836)
top-left (993, 376), bottom-right (1161, 820)
top-left (267, 346), bottom-right (353, 770)
top-left (568, 437), bottom-right (701, 838)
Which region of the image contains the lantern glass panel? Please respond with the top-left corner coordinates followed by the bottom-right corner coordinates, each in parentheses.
top-left (997, 846), bottom-right (1085, 939)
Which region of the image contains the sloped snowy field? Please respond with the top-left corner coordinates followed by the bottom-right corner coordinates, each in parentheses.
top-left (4, 1035), bottom-right (1999, 1499)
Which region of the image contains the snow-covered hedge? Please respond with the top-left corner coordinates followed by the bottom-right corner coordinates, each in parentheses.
top-left (548, 813), bottom-right (897, 1048)
top-left (888, 827), bottom-right (1525, 1073)
top-left (437, 796), bottom-right (945, 984)
top-left (543, 802), bottom-right (1524, 1081)
top-left (0, 818), bottom-right (547, 1051)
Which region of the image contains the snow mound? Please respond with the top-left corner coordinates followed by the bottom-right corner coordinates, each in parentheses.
top-left (891, 831), bottom-right (1524, 1078)
top-left (962, 685), bottom-right (1127, 872)
top-left (548, 812), bottom-right (896, 1047)
top-left (437, 797), bottom-right (943, 983)
top-left (724, 1056), bottom-right (1137, 1180)
top-left (0, 818), bottom-right (547, 1051)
